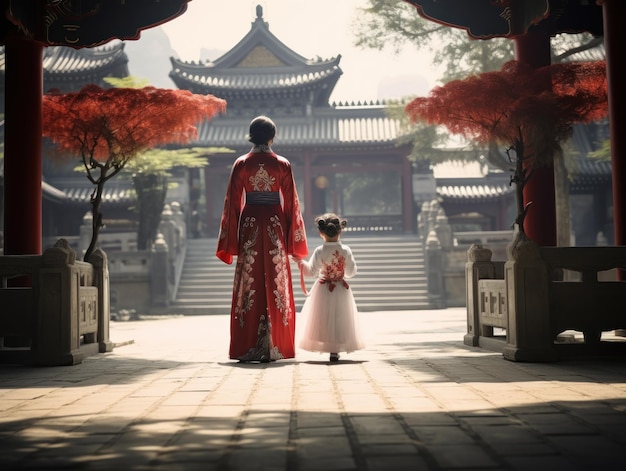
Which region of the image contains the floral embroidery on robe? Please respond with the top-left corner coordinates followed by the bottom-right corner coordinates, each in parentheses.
top-left (216, 148), bottom-right (308, 361)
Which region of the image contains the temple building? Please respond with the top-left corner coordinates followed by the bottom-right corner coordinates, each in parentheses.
top-left (0, 5), bottom-right (612, 246)
top-left (169, 5), bottom-right (419, 235)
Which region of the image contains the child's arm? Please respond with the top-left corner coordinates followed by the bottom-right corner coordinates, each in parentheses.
top-left (298, 246), bottom-right (321, 277)
top-left (343, 246), bottom-right (357, 279)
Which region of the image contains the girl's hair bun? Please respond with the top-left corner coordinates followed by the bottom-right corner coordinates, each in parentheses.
top-left (315, 213), bottom-right (347, 238)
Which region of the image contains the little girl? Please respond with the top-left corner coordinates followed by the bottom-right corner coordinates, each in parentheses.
top-left (296, 213), bottom-right (364, 362)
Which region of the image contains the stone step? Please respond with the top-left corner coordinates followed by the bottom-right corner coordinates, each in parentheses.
top-left (174, 236), bottom-right (432, 313)
top-left (166, 301), bottom-right (433, 315)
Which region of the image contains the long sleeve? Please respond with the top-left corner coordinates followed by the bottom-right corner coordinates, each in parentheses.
top-left (281, 162), bottom-right (308, 259)
top-left (216, 159), bottom-right (244, 264)
top-left (343, 246), bottom-right (357, 279)
top-left (299, 246), bottom-right (322, 278)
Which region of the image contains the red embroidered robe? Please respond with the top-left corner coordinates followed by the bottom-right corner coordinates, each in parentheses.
top-left (216, 149), bottom-right (308, 361)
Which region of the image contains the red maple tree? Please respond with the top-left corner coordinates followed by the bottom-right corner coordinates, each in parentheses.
top-left (42, 84), bottom-right (226, 260)
top-left (405, 60), bottom-right (608, 233)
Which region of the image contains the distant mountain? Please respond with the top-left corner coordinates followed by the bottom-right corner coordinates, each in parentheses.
top-left (123, 26), bottom-right (178, 89)
top-left (124, 27), bottom-right (228, 89)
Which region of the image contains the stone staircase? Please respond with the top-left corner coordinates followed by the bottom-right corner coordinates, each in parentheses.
top-left (170, 235), bottom-right (431, 314)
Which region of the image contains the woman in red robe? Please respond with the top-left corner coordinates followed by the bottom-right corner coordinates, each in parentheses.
top-left (216, 116), bottom-right (308, 362)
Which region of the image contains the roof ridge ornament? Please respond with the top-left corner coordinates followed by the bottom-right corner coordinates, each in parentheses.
top-left (256, 5), bottom-right (263, 20)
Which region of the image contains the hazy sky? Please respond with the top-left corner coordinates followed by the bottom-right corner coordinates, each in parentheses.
top-left (159, 0), bottom-right (441, 102)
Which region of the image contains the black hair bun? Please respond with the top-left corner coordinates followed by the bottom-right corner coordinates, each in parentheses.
top-left (315, 212), bottom-right (347, 238)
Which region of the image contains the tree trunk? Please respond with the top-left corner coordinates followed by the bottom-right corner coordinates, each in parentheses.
top-left (133, 173), bottom-right (168, 250)
top-left (84, 180), bottom-right (105, 261)
top-left (553, 152), bottom-right (571, 247)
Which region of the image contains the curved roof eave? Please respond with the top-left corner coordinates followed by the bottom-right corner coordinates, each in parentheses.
top-left (42, 43), bottom-right (128, 75)
top-left (168, 7), bottom-right (341, 75)
top-left (2, 42), bottom-right (128, 75)
top-left (42, 180), bottom-right (67, 203)
top-left (437, 183), bottom-right (515, 202)
top-left (169, 68), bottom-right (342, 94)
top-left (170, 55), bottom-right (341, 77)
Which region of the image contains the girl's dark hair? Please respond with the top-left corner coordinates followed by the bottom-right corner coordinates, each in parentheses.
top-left (247, 115), bottom-right (276, 145)
top-left (315, 213), bottom-right (347, 238)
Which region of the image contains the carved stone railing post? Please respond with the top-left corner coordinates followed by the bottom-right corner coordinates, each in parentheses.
top-left (426, 230), bottom-right (445, 308)
top-left (502, 230), bottom-right (557, 362)
top-left (158, 204), bottom-right (179, 257)
top-left (464, 244), bottom-right (495, 347)
top-left (79, 212), bottom-right (93, 257)
top-left (428, 199), bottom-right (439, 229)
top-left (435, 208), bottom-right (453, 249)
top-left (35, 239), bottom-right (99, 365)
top-left (88, 248), bottom-right (113, 353)
top-left (170, 201), bottom-right (186, 241)
top-left (151, 233), bottom-right (170, 307)
top-left (417, 201), bottom-right (431, 240)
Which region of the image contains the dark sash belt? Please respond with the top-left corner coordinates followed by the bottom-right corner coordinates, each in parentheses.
top-left (246, 191), bottom-right (280, 205)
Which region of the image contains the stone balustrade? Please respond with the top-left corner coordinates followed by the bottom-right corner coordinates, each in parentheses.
top-left (465, 229), bottom-right (626, 361)
top-left (418, 198), bottom-right (513, 308)
top-left (0, 239), bottom-right (112, 366)
top-left (42, 203), bottom-right (187, 314)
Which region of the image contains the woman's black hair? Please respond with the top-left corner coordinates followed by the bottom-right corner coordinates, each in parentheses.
top-left (247, 115), bottom-right (276, 145)
top-left (315, 213), bottom-right (347, 238)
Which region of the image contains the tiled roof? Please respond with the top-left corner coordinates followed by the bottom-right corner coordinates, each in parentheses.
top-left (573, 156), bottom-right (611, 177)
top-left (561, 42), bottom-right (605, 63)
top-left (169, 6), bottom-right (341, 107)
top-left (437, 180), bottom-right (514, 201)
top-left (42, 179), bottom-right (134, 206)
top-left (0, 43), bottom-right (129, 91)
top-left (42, 43), bottom-right (127, 76)
top-left (570, 155), bottom-right (612, 192)
top-left (42, 181), bottom-right (66, 203)
top-left (63, 185), bottom-right (136, 206)
top-left (195, 105), bottom-right (403, 147)
top-left (170, 58), bottom-right (342, 93)
top-left (1, 44), bottom-right (127, 79)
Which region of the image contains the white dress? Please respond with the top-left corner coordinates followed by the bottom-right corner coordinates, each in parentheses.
top-left (298, 241), bottom-right (365, 353)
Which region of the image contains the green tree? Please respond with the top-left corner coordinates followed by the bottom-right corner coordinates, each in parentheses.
top-left (42, 85), bottom-right (226, 260)
top-left (405, 60), bottom-right (608, 234)
top-left (102, 77), bottom-right (232, 249)
top-left (103, 76), bottom-right (151, 88)
top-left (356, 1), bottom-right (605, 244)
top-left (354, 0), bottom-right (602, 81)
top-left (125, 147), bottom-right (232, 250)
top-left (354, 0), bottom-right (513, 81)
top-left (589, 138), bottom-right (611, 161)
top-left (355, 0), bottom-right (603, 169)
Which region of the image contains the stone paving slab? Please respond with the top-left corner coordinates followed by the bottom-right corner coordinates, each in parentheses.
top-left (1, 308), bottom-right (626, 470)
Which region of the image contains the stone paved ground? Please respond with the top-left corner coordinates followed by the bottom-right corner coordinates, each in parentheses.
top-left (1, 308), bottom-right (626, 470)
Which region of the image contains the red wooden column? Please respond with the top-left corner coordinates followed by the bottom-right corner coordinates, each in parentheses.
top-left (514, 31), bottom-right (556, 247)
top-left (203, 165), bottom-right (213, 235)
top-left (302, 151), bottom-right (313, 224)
top-left (3, 37), bottom-right (43, 255)
top-left (402, 155), bottom-right (413, 232)
top-left (598, 0), bottom-right (626, 249)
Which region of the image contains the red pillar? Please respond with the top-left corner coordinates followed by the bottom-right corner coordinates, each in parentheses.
top-left (598, 0), bottom-right (626, 248)
top-left (514, 32), bottom-right (556, 246)
top-left (3, 37), bottom-right (44, 255)
top-left (203, 165), bottom-right (212, 235)
top-left (402, 155), bottom-right (413, 232)
top-left (303, 151), bottom-right (313, 224)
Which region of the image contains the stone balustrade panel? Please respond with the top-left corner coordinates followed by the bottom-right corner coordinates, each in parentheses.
top-left (0, 239), bottom-right (111, 365)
